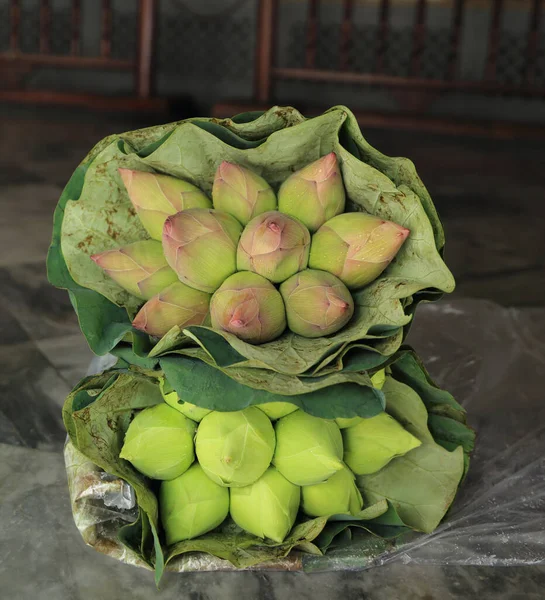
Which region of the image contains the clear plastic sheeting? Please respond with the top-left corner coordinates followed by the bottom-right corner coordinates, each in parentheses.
top-left (69, 299), bottom-right (545, 571)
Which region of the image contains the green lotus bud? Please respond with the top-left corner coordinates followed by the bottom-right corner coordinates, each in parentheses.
top-left (159, 377), bottom-right (211, 422)
top-left (273, 411), bottom-right (344, 485)
top-left (236, 211), bottom-right (310, 283)
top-left (230, 467), bottom-right (300, 543)
top-left (119, 404), bottom-right (196, 480)
top-left (309, 213), bottom-right (410, 290)
top-left (160, 463), bottom-right (229, 544)
top-left (335, 369), bottom-right (386, 429)
top-left (278, 153), bottom-right (345, 232)
top-left (212, 161), bottom-right (277, 225)
top-left (162, 208), bottom-right (243, 293)
top-left (195, 407), bottom-right (275, 487)
top-left (279, 269), bottom-right (354, 338)
top-left (258, 402), bottom-right (298, 420)
top-left (301, 465), bottom-right (363, 517)
top-left (371, 368), bottom-right (386, 390)
top-left (119, 169), bottom-right (211, 240)
top-left (132, 281), bottom-right (210, 338)
top-left (91, 240), bottom-right (178, 300)
top-left (343, 412), bottom-right (421, 475)
top-left (210, 272), bottom-right (286, 344)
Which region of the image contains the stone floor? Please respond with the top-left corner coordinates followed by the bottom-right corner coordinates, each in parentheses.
top-left (0, 105), bottom-right (544, 599)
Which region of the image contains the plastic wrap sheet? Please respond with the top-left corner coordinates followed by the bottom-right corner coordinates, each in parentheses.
top-left (68, 299), bottom-right (545, 572)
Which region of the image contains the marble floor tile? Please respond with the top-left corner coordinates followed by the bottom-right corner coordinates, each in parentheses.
top-left (0, 183), bottom-right (62, 267)
top-left (0, 263), bottom-right (80, 340)
top-left (35, 334), bottom-right (95, 388)
top-left (2, 444), bottom-right (545, 600)
top-left (0, 342), bottom-right (70, 450)
top-left (0, 303), bottom-right (32, 346)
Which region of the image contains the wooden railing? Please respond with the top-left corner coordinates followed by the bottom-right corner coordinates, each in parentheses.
top-left (217, 0), bottom-right (545, 138)
top-left (255, 0), bottom-right (544, 100)
top-left (0, 0), bottom-right (164, 110)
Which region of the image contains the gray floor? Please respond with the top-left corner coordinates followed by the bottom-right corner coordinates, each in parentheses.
top-left (1, 105), bottom-right (544, 598)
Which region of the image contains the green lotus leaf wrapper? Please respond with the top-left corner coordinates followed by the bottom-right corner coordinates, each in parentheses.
top-left (47, 105), bottom-right (455, 416)
top-left (62, 349), bottom-right (474, 584)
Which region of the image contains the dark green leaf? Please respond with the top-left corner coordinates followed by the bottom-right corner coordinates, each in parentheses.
top-left (160, 355), bottom-right (385, 419)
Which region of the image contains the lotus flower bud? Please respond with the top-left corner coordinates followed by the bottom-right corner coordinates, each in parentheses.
top-left (230, 467), bottom-right (300, 543)
top-left (212, 161), bottom-right (277, 225)
top-left (279, 269), bottom-right (354, 338)
top-left (335, 369), bottom-right (386, 429)
top-left (343, 412), bottom-right (421, 475)
top-left (273, 411), bottom-right (344, 485)
top-left (160, 463), bottom-right (229, 544)
top-left (132, 281), bottom-right (210, 338)
top-left (195, 407), bottom-right (275, 487)
top-left (119, 404), bottom-right (196, 480)
top-left (210, 272), bottom-right (286, 344)
top-left (237, 211), bottom-right (310, 283)
top-left (162, 208), bottom-right (243, 293)
top-left (258, 402), bottom-right (298, 420)
top-left (309, 213), bottom-right (410, 290)
top-left (159, 377), bottom-right (211, 422)
top-left (301, 465), bottom-right (363, 518)
top-left (91, 240), bottom-right (178, 300)
top-left (119, 169), bottom-right (211, 240)
top-left (278, 153), bottom-right (345, 232)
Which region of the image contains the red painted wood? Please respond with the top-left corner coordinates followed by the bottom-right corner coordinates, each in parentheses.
top-left (136, 0), bottom-right (157, 99)
top-left (255, 0), bottom-right (277, 103)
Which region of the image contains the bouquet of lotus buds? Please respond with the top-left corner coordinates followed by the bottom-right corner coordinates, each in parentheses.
top-left (49, 106), bottom-right (473, 583)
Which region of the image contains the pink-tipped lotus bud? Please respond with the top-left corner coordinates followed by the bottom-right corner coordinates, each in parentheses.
top-left (91, 240), bottom-right (178, 300)
top-left (162, 208), bottom-right (243, 293)
top-left (210, 272), bottom-right (286, 344)
top-left (309, 213), bottom-right (410, 290)
top-left (278, 152), bottom-right (345, 232)
top-left (237, 211), bottom-right (310, 283)
top-left (279, 269), bottom-right (354, 338)
top-left (132, 281), bottom-right (210, 337)
top-left (118, 169), bottom-right (211, 240)
top-left (212, 161), bottom-right (277, 225)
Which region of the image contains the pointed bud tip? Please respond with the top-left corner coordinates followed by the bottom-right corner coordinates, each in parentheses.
top-left (267, 221), bottom-right (281, 234)
top-left (117, 168), bottom-right (133, 186)
top-left (399, 227), bottom-right (410, 239)
top-left (163, 217), bottom-right (174, 236)
top-left (132, 308), bottom-right (149, 332)
top-left (218, 160), bottom-right (238, 176)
